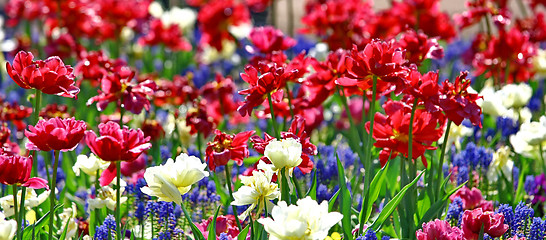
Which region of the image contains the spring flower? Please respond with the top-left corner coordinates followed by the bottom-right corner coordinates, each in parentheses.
top-left (6, 51), bottom-right (80, 98)
top-left (510, 116), bottom-right (546, 160)
top-left (72, 154), bottom-right (110, 177)
top-left (438, 123), bottom-right (473, 151)
top-left (138, 18), bottom-right (191, 51)
top-left (449, 186), bottom-right (493, 211)
top-left (497, 83), bottom-right (533, 109)
top-left (87, 71), bottom-right (157, 115)
top-left (206, 130), bottom-right (255, 172)
top-left (367, 100), bottom-right (445, 167)
top-left (0, 100), bottom-right (32, 131)
top-left (197, 0), bottom-right (249, 51)
top-left (461, 208), bottom-right (508, 239)
top-left (85, 121), bottom-right (152, 186)
top-left (0, 188), bottom-right (50, 217)
top-left (438, 72), bottom-right (482, 127)
top-left (396, 30), bottom-right (444, 66)
top-left (140, 153), bottom-right (209, 205)
top-left (248, 26), bottom-right (296, 54)
top-left (416, 220), bottom-right (463, 240)
top-left (231, 168), bottom-right (279, 219)
top-left (264, 138), bottom-right (303, 172)
top-left (486, 146), bottom-right (514, 182)
top-left (196, 215), bottom-right (240, 239)
top-left (25, 117), bottom-right (86, 152)
top-left (257, 196), bottom-right (343, 240)
top-left (0, 212), bottom-right (16, 240)
top-left (57, 203), bottom-right (78, 239)
top-left (0, 153), bottom-right (48, 189)
top-left (88, 179), bottom-right (127, 211)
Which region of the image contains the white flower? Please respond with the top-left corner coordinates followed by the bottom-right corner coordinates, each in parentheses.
top-left (438, 123), bottom-right (473, 151)
top-left (478, 85), bottom-right (508, 117)
top-left (200, 40), bottom-right (237, 64)
top-left (148, 2), bottom-right (164, 18)
top-left (141, 153), bottom-right (209, 205)
top-left (513, 116), bottom-right (546, 146)
top-left (229, 23), bottom-right (252, 39)
top-left (264, 138), bottom-right (303, 171)
top-left (232, 169), bottom-right (280, 219)
top-left (88, 178), bottom-right (127, 211)
top-left (0, 188), bottom-right (50, 218)
top-left (73, 154), bottom-right (110, 177)
top-left (486, 146), bottom-right (514, 182)
top-left (498, 83), bottom-right (533, 109)
top-left (57, 203), bottom-right (78, 239)
top-left (161, 7), bottom-right (197, 32)
top-left (257, 197), bottom-right (343, 240)
top-left (0, 212), bottom-right (16, 240)
top-left (533, 49), bottom-right (546, 77)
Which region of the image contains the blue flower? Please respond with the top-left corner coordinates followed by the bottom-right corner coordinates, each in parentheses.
top-left (94, 215), bottom-right (116, 240)
top-left (525, 175), bottom-right (538, 195)
top-left (514, 203), bottom-right (534, 236)
top-left (446, 197), bottom-right (464, 226)
top-left (496, 204), bottom-right (515, 234)
top-left (496, 117), bottom-right (519, 139)
top-left (356, 229), bottom-right (377, 240)
top-left (529, 217), bottom-right (545, 240)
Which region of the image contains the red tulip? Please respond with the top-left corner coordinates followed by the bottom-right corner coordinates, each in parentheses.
top-left (85, 121), bottom-right (151, 186)
top-left (461, 208), bottom-right (508, 239)
top-left (438, 72), bottom-right (482, 127)
top-left (206, 130), bottom-right (255, 172)
top-left (249, 26), bottom-right (296, 54)
top-left (0, 99), bottom-right (32, 131)
top-left (366, 100), bottom-right (445, 167)
top-left (197, 0), bottom-right (250, 51)
top-left (450, 186), bottom-right (493, 211)
top-left (6, 51), bottom-right (80, 98)
top-left (138, 19), bottom-right (192, 51)
top-left (25, 117), bottom-right (87, 152)
top-left (0, 153), bottom-right (48, 189)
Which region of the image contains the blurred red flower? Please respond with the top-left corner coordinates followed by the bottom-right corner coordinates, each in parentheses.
top-left (0, 100), bottom-right (32, 131)
top-left (416, 220), bottom-right (463, 240)
top-left (249, 26), bottom-right (296, 54)
top-left (25, 117), bottom-right (86, 152)
top-left (138, 19), bottom-right (192, 51)
top-left (206, 130), bottom-right (255, 172)
top-left (461, 208), bottom-right (508, 239)
top-left (6, 51), bottom-right (80, 98)
top-left (198, 0), bottom-right (250, 51)
top-left (154, 75), bottom-right (199, 107)
top-left (0, 153), bottom-right (48, 189)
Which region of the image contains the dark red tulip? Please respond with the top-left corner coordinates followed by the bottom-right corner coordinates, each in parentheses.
top-left (25, 117), bottom-right (86, 152)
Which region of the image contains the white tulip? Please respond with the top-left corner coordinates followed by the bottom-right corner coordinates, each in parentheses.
top-left (258, 197), bottom-right (343, 240)
top-left (486, 146), bottom-right (514, 182)
top-left (141, 153), bottom-right (209, 205)
top-left (0, 212), bottom-right (16, 240)
top-left (232, 169), bottom-right (280, 219)
top-left (264, 138), bottom-right (303, 171)
top-left (0, 188), bottom-right (50, 218)
top-left (73, 154), bottom-right (110, 177)
top-left (498, 83), bottom-right (533, 109)
top-left (88, 178), bottom-right (127, 211)
top-left (57, 203), bottom-right (78, 239)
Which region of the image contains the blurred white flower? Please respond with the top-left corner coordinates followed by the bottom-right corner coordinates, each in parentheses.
top-left (88, 178), bottom-right (127, 211)
top-left (232, 168), bottom-right (279, 219)
top-left (200, 40), bottom-right (237, 64)
top-left (73, 153), bottom-right (110, 177)
top-left (498, 83), bottom-right (533, 109)
top-left (479, 85), bottom-right (508, 117)
top-left (509, 117), bottom-right (546, 161)
top-left (0, 212), bottom-right (16, 240)
top-left (257, 197), bottom-right (343, 240)
top-left (162, 7), bottom-right (197, 32)
top-left (533, 49), bottom-right (546, 77)
top-left (57, 203), bottom-right (78, 239)
top-left (141, 153), bottom-right (209, 205)
top-left (229, 23), bottom-right (252, 39)
top-left (0, 188), bottom-right (50, 218)
top-left (148, 1), bottom-right (164, 18)
top-left (486, 146), bottom-right (514, 182)
top-left (438, 123), bottom-right (473, 151)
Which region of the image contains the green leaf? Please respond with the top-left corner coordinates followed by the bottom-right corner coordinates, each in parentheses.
top-left (208, 206), bottom-right (222, 240)
top-left (328, 189), bottom-right (340, 212)
top-left (418, 182), bottom-right (466, 225)
top-left (360, 161), bottom-right (390, 225)
top-left (306, 170), bottom-right (318, 200)
top-left (370, 171), bottom-right (426, 231)
top-left (22, 204), bottom-right (63, 240)
top-left (180, 203), bottom-right (206, 240)
top-left (337, 155), bottom-right (353, 240)
top-left (237, 225), bottom-right (250, 240)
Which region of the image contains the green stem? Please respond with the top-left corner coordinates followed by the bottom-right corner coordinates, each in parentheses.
top-left (17, 186), bottom-right (26, 240)
top-left (437, 121), bottom-right (452, 197)
top-left (197, 132), bottom-right (203, 160)
top-left (49, 150), bottom-right (60, 240)
top-left (95, 169), bottom-right (100, 235)
top-left (402, 98), bottom-right (419, 238)
top-left (224, 166), bottom-right (243, 230)
top-left (279, 168), bottom-right (290, 204)
top-left (31, 90), bottom-right (42, 177)
top-left (263, 197), bottom-right (268, 218)
top-left (116, 161), bottom-right (122, 240)
top-left (267, 92), bottom-right (280, 139)
top-left (540, 144), bottom-right (546, 174)
top-left (13, 185), bottom-right (20, 240)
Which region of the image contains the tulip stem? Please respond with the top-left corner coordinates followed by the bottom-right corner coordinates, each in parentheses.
top-left (267, 92), bottom-right (280, 139)
top-left (263, 198), bottom-right (268, 218)
top-left (402, 98), bottom-right (419, 238)
top-left (17, 187), bottom-right (26, 240)
top-left (225, 166), bottom-right (243, 230)
top-left (12, 185), bottom-right (20, 240)
top-left (279, 168), bottom-right (290, 204)
top-left (116, 161), bottom-right (122, 240)
top-left (358, 75), bottom-right (378, 235)
top-left (49, 150), bottom-right (60, 240)
top-left (31, 90), bottom-right (42, 178)
top-left (437, 120), bottom-right (452, 198)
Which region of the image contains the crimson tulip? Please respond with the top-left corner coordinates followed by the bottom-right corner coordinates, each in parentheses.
top-left (6, 51), bottom-right (79, 98)
top-left (0, 153), bottom-right (48, 189)
top-left (206, 130), bottom-right (255, 172)
top-left (25, 117), bottom-right (86, 152)
top-left (461, 208), bottom-right (508, 239)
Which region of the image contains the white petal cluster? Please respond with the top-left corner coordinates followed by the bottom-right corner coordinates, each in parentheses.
top-left (148, 2), bottom-right (197, 32)
top-left (141, 153), bottom-right (209, 205)
top-left (264, 138), bottom-right (303, 171)
top-left (479, 81), bottom-right (533, 121)
top-left (0, 188), bottom-right (50, 218)
top-left (258, 197), bottom-right (343, 240)
top-left (0, 212), bottom-right (16, 240)
top-left (57, 203), bottom-right (78, 239)
top-left (510, 116), bottom-right (546, 160)
top-left (232, 168), bottom-right (280, 219)
top-left (73, 154), bottom-right (110, 177)
top-left (88, 178), bottom-right (127, 211)
top-left (486, 146), bottom-right (514, 182)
